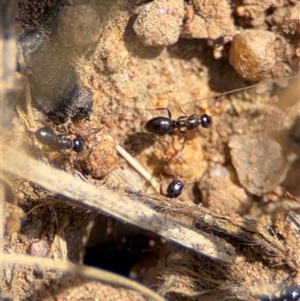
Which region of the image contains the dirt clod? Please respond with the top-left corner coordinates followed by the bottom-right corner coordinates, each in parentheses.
top-left (181, 0), bottom-right (235, 39)
top-left (229, 134), bottom-right (289, 196)
top-left (273, 2), bottom-right (300, 37)
top-left (80, 140), bottom-right (118, 178)
top-left (229, 29), bottom-right (276, 81)
top-left (133, 0), bottom-right (184, 47)
top-left (5, 202), bottom-right (25, 235)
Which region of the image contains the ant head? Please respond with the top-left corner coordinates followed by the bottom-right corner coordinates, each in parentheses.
top-left (200, 114), bottom-right (212, 128)
top-left (73, 137), bottom-right (83, 153)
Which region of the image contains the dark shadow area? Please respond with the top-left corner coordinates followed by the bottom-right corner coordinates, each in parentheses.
top-left (84, 243), bottom-right (139, 277)
top-left (279, 116), bottom-right (300, 196)
top-left (84, 220), bottom-right (161, 277)
top-left (123, 132), bottom-right (157, 156)
top-left (282, 159), bottom-right (300, 197)
top-left (167, 38), bottom-right (254, 93)
top-left (290, 115), bottom-right (300, 146)
top-left (191, 183), bottom-right (203, 205)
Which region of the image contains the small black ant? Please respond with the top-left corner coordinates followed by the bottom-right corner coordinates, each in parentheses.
top-left (145, 107), bottom-right (212, 136)
top-left (285, 286), bottom-right (300, 301)
top-left (258, 284), bottom-right (300, 301)
top-left (161, 179), bottom-right (184, 198)
top-left (35, 127), bottom-right (83, 153)
top-left (144, 76), bottom-right (298, 136)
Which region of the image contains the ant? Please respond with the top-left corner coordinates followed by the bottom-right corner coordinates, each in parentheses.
top-left (145, 107), bottom-right (212, 136)
top-left (35, 127), bottom-right (83, 152)
top-left (258, 284), bottom-right (300, 301)
top-left (161, 179), bottom-right (184, 198)
top-left (145, 75), bottom-right (298, 137)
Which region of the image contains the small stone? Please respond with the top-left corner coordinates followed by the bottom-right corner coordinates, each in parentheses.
top-left (228, 134), bottom-right (289, 196)
top-left (133, 0), bottom-right (184, 47)
top-left (29, 240), bottom-right (50, 257)
top-left (80, 140), bottom-right (118, 178)
top-left (229, 29), bottom-right (276, 81)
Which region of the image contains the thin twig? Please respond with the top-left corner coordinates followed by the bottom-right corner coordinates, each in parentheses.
top-left (115, 143), bottom-right (160, 193)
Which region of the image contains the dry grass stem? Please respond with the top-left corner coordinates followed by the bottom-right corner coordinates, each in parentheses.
top-left (2, 143), bottom-right (233, 263)
top-left (2, 253), bottom-right (167, 301)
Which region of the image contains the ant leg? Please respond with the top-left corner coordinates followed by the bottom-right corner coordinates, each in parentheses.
top-left (17, 44), bottom-right (36, 130)
top-left (169, 135), bottom-right (187, 163)
top-left (155, 107), bottom-right (172, 119)
top-left (177, 115), bottom-right (187, 121)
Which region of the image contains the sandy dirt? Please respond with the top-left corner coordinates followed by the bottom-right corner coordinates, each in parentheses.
top-left (2, 0), bottom-right (300, 300)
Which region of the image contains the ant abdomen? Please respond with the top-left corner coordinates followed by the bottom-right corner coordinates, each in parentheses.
top-left (35, 127), bottom-right (59, 150)
top-left (145, 116), bottom-right (175, 135)
top-left (257, 284), bottom-right (300, 301)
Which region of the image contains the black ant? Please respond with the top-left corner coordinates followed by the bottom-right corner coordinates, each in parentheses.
top-left (161, 179), bottom-right (184, 198)
top-left (258, 284), bottom-right (300, 301)
top-left (145, 76), bottom-right (298, 136)
top-left (145, 107), bottom-right (212, 136)
top-left (35, 127), bottom-right (83, 152)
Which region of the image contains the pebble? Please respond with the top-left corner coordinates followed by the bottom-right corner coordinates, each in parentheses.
top-left (80, 140), bottom-right (118, 178)
top-left (29, 240), bottom-right (50, 257)
top-left (133, 0), bottom-right (184, 47)
top-left (229, 29), bottom-right (276, 81)
top-left (228, 134), bottom-right (289, 196)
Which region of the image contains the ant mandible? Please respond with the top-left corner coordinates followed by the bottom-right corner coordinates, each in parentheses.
top-left (145, 107), bottom-right (212, 136)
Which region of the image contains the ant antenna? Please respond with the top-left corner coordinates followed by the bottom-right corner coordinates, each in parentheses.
top-left (180, 75), bottom-right (299, 108)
